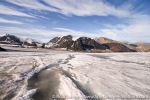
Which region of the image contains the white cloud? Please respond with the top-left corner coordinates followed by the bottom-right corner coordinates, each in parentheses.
top-left (54, 28), bottom-right (77, 32)
top-left (1, 0), bottom-right (150, 42)
top-left (53, 27), bottom-right (101, 38)
top-left (0, 21), bottom-right (150, 42)
top-left (98, 14), bottom-right (150, 42)
top-left (0, 18), bottom-right (23, 24)
top-left (0, 26), bottom-right (101, 42)
top-left (0, 4), bottom-right (33, 17)
top-left (44, 0), bottom-right (131, 17)
top-left (6, 0), bottom-right (58, 12)
top-left (7, 0), bottom-right (131, 17)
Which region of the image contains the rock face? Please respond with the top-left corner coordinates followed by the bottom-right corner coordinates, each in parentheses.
top-left (0, 47), bottom-right (6, 51)
top-left (56, 35), bottom-right (74, 48)
top-left (72, 37), bottom-right (108, 51)
top-left (0, 34), bottom-right (22, 45)
top-left (105, 43), bottom-right (136, 52)
top-left (46, 35), bottom-right (74, 49)
top-left (49, 37), bottom-right (61, 43)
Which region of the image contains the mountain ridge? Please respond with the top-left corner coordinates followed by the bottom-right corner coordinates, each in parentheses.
top-left (0, 34), bottom-right (149, 52)
top-left (0, 34), bottom-right (44, 48)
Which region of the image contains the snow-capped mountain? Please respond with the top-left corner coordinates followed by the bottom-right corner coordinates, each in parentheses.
top-left (20, 38), bottom-right (44, 48)
top-left (0, 34), bottom-right (44, 48)
top-left (0, 34), bottom-right (22, 45)
top-left (0, 34), bottom-right (149, 52)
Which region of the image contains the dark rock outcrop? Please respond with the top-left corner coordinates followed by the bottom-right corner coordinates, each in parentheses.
top-left (0, 47), bottom-right (6, 51)
top-left (104, 43), bottom-right (136, 52)
top-left (72, 37), bottom-right (108, 51)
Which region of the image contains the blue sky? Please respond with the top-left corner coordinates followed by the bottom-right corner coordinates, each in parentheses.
top-left (0, 0), bottom-right (150, 43)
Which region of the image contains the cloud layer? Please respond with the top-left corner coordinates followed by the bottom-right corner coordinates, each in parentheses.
top-left (0, 0), bottom-right (149, 42)
top-left (0, 4), bottom-right (33, 17)
top-left (0, 18), bottom-right (23, 24)
top-left (6, 0), bottom-right (131, 17)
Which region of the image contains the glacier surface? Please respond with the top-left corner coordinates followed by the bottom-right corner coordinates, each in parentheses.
top-left (0, 50), bottom-right (150, 100)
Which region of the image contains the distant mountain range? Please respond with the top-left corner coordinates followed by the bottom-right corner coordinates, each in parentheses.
top-left (0, 34), bottom-right (150, 52)
top-left (0, 34), bottom-right (44, 48)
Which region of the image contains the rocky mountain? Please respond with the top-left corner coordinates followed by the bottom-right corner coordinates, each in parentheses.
top-left (45, 37), bottom-right (60, 48)
top-left (56, 35), bottom-right (74, 48)
top-left (72, 37), bottom-right (108, 51)
top-left (96, 37), bottom-right (137, 52)
top-left (0, 34), bottom-right (22, 45)
top-left (45, 35), bottom-right (74, 49)
top-left (46, 35), bottom-right (139, 52)
top-left (104, 43), bottom-right (136, 52)
top-left (0, 47), bottom-right (6, 51)
top-left (46, 36), bottom-right (108, 51)
top-left (49, 37), bottom-right (61, 43)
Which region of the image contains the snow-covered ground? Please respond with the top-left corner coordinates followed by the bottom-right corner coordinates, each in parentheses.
top-left (0, 50), bottom-right (150, 100)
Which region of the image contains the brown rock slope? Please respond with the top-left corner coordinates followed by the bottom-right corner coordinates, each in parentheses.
top-left (105, 43), bottom-right (136, 52)
top-left (96, 37), bottom-right (137, 52)
top-left (132, 42), bottom-right (150, 52)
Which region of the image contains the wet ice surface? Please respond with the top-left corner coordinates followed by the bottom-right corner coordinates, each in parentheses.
top-left (0, 50), bottom-right (150, 100)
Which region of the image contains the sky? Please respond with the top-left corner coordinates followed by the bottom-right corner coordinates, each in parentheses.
top-left (0, 0), bottom-right (150, 43)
